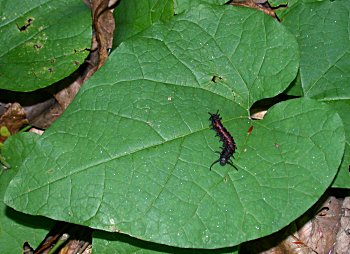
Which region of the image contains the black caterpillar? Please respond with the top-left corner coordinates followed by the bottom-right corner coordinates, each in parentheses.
top-left (208, 111), bottom-right (237, 170)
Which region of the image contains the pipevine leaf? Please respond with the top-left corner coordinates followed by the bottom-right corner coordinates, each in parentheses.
top-left (0, 0), bottom-right (91, 91)
top-left (4, 4), bottom-right (344, 249)
top-left (281, 0), bottom-right (350, 188)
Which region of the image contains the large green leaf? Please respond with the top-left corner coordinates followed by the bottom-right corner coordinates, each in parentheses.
top-left (4, 5), bottom-right (344, 249)
top-left (281, 0), bottom-right (350, 188)
top-left (0, 0), bottom-right (91, 92)
top-left (0, 133), bottom-right (54, 253)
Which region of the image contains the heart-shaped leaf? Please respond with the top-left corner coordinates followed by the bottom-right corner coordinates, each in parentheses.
top-left (0, 0), bottom-right (91, 91)
top-left (281, 0), bottom-right (350, 188)
top-left (4, 5), bottom-right (344, 248)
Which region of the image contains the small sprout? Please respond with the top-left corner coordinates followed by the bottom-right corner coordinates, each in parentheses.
top-left (0, 126), bottom-right (10, 137)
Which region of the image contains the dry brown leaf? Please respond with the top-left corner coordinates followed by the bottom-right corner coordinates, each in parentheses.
top-left (229, 0), bottom-right (286, 20)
